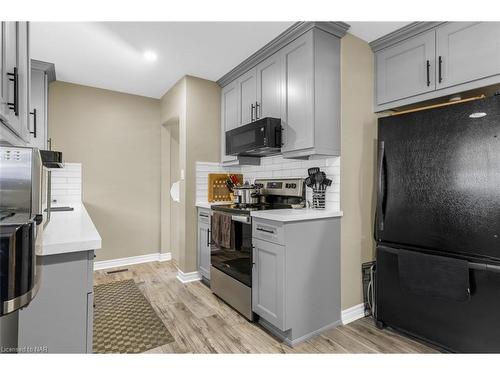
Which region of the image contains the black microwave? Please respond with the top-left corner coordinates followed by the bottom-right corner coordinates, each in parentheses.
top-left (225, 117), bottom-right (282, 157)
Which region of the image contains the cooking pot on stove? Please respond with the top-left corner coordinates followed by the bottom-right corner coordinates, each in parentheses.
top-left (232, 182), bottom-right (262, 205)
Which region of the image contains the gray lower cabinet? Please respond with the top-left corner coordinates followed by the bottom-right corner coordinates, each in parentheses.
top-left (376, 29), bottom-right (435, 105)
top-left (252, 238), bottom-right (286, 330)
top-left (197, 208), bottom-right (211, 280)
top-left (252, 217), bottom-right (341, 346)
top-left (18, 250), bottom-right (95, 353)
top-left (436, 22), bottom-right (500, 90)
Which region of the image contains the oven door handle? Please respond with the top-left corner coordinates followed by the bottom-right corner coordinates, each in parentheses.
top-left (231, 215), bottom-right (251, 224)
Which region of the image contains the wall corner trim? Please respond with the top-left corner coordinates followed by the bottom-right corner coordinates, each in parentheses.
top-left (94, 252), bottom-right (172, 271)
top-left (341, 303), bottom-right (366, 325)
top-left (176, 269), bottom-right (202, 284)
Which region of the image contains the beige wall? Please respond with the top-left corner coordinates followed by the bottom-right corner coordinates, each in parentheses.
top-left (160, 76), bottom-right (220, 272)
top-left (340, 34), bottom-right (378, 309)
top-left (48, 81), bottom-right (161, 262)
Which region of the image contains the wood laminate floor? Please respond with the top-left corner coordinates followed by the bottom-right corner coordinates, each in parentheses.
top-left (94, 261), bottom-right (438, 354)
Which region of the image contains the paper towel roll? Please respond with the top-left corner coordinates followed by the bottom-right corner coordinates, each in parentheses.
top-left (170, 181), bottom-right (180, 202)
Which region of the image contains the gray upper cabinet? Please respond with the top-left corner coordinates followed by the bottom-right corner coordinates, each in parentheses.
top-left (376, 29), bottom-right (435, 105)
top-left (372, 22), bottom-right (500, 111)
top-left (256, 53), bottom-right (282, 119)
top-left (217, 22), bottom-right (347, 162)
top-left (237, 68), bottom-right (257, 126)
top-left (28, 68), bottom-right (47, 150)
top-left (280, 31), bottom-right (315, 154)
top-left (0, 22), bottom-right (31, 144)
top-left (252, 238), bottom-right (286, 331)
top-left (220, 81), bottom-right (239, 164)
top-left (436, 22), bottom-right (500, 89)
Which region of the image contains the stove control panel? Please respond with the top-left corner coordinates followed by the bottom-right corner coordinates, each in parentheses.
top-left (255, 178), bottom-right (304, 198)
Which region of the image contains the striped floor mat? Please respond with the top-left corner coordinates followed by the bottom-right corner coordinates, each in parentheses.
top-left (93, 279), bottom-right (174, 353)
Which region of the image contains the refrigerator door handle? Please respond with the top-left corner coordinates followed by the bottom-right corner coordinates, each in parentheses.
top-left (468, 262), bottom-right (500, 273)
top-left (377, 141), bottom-right (386, 232)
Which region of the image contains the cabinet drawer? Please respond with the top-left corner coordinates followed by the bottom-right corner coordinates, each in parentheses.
top-left (252, 219), bottom-right (284, 245)
top-left (198, 208), bottom-right (210, 224)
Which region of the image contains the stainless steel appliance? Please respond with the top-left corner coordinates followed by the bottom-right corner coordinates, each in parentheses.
top-left (232, 182), bottom-right (262, 206)
top-left (0, 146), bottom-right (44, 317)
top-left (225, 117), bottom-right (282, 157)
top-left (0, 146), bottom-right (62, 317)
top-left (210, 178), bottom-right (304, 320)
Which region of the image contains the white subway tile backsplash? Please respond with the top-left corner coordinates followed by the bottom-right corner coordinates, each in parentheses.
top-left (195, 156), bottom-right (341, 211)
top-left (50, 162), bottom-right (82, 204)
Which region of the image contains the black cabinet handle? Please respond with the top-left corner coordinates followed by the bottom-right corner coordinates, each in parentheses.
top-left (256, 227), bottom-right (274, 234)
top-left (426, 60), bottom-right (430, 87)
top-left (255, 101), bottom-right (260, 120)
top-left (30, 108), bottom-right (37, 138)
top-left (438, 56), bottom-right (443, 84)
top-left (7, 67), bottom-right (19, 116)
top-left (207, 229), bottom-right (211, 247)
top-left (251, 103), bottom-right (255, 122)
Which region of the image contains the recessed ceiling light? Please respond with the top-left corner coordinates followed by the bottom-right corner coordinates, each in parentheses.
top-left (143, 50), bottom-right (157, 62)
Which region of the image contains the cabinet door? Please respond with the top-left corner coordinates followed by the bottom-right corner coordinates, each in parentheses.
top-left (17, 22), bottom-right (30, 142)
top-left (0, 22), bottom-right (8, 122)
top-left (436, 22), bottom-right (500, 89)
top-left (220, 81), bottom-right (239, 163)
top-left (237, 68), bottom-right (257, 126)
top-left (256, 54), bottom-right (282, 119)
top-left (376, 30), bottom-right (435, 105)
top-left (280, 31), bottom-right (314, 153)
top-left (252, 238), bottom-right (286, 330)
top-left (3, 22), bottom-right (21, 135)
top-left (29, 69), bottom-right (47, 150)
top-left (198, 221), bottom-right (211, 279)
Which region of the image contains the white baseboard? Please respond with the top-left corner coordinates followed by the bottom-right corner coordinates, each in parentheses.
top-left (176, 269), bottom-right (202, 284)
top-left (94, 252), bottom-right (171, 271)
top-left (341, 303), bottom-right (365, 325)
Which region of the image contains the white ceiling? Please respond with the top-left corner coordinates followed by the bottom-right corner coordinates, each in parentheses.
top-left (348, 21), bottom-right (412, 42)
top-left (31, 22), bottom-right (410, 99)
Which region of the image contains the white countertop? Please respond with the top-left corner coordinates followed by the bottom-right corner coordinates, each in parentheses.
top-left (41, 202), bottom-right (102, 256)
top-left (196, 201), bottom-right (232, 209)
top-left (250, 208), bottom-right (343, 222)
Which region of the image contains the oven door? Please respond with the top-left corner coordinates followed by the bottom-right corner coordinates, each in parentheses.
top-left (210, 213), bottom-right (252, 287)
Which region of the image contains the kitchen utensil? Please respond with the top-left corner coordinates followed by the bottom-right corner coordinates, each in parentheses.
top-left (232, 182), bottom-right (262, 205)
top-left (308, 167), bottom-right (320, 176)
top-left (291, 203), bottom-right (305, 209)
top-left (323, 178), bottom-right (332, 187)
top-left (314, 171), bottom-right (324, 188)
top-left (305, 176), bottom-right (314, 188)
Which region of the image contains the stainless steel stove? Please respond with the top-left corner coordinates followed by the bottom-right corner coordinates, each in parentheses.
top-left (209, 178), bottom-right (304, 320)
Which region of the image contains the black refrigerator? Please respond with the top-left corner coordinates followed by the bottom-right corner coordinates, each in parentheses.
top-left (375, 95), bottom-right (500, 353)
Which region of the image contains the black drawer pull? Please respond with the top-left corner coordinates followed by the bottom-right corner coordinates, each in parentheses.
top-left (256, 227), bottom-right (274, 234)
